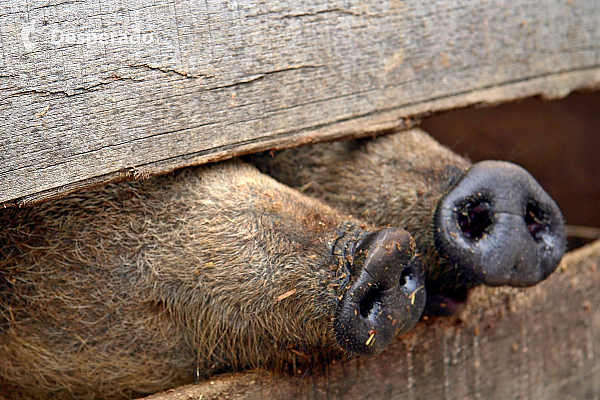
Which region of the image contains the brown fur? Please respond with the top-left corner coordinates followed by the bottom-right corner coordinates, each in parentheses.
top-left (0, 160), bottom-right (374, 399)
top-left (251, 128), bottom-right (472, 288)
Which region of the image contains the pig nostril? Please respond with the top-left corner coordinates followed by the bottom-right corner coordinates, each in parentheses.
top-left (359, 286), bottom-right (382, 319)
top-left (525, 200), bottom-right (549, 241)
top-left (399, 266), bottom-right (411, 287)
top-left (456, 199), bottom-right (492, 240)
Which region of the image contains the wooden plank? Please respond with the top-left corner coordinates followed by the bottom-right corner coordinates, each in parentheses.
top-left (142, 240), bottom-right (600, 400)
top-left (1, 0), bottom-right (599, 207)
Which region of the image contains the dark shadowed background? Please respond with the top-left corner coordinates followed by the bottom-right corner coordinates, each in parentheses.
top-left (422, 91), bottom-right (599, 243)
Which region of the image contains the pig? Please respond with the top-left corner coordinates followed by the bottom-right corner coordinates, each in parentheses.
top-left (0, 160), bottom-right (425, 400)
top-left (250, 128), bottom-right (566, 315)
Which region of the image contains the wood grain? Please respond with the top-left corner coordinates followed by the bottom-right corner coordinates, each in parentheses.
top-left (142, 240), bottom-right (600, 400)
top-left (1, 0), bottom-right (599, 206)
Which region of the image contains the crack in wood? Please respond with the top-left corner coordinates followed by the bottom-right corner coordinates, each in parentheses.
top-left (131, 64), bottom-right (215, 80)
top-left (280, 8), bottom-right (376, 19)
top-left (0, 75), bottom-right (144, 101)
top-left (1, 0), bottom-right (598, 206)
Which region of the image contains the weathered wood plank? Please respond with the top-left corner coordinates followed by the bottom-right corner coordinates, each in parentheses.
top-left (1, 0), bottom-right (599, 206)
top-left (141, 240), bottom-right (600, 400)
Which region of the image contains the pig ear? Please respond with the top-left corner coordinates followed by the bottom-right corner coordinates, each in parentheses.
top-left (434, 160), bottom-right (566, 287)
top-left (334, 228), bottom-right (425, 356)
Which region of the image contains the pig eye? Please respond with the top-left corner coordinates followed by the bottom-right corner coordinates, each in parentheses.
top-left (525, 200), bottom-right (549, 241)
top-left (456, 199), bottom-right (492, 240)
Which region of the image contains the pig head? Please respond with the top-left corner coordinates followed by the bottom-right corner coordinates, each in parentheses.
top-left (251, 128), bottom-right (566, 315)
top-left (0, 160), bottom-right (425, 399)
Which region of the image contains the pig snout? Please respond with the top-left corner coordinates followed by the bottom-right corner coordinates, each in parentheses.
top-left (434, 160), bottom-right (566, 287)
top-left (334, 228), bottom-right (425, 356)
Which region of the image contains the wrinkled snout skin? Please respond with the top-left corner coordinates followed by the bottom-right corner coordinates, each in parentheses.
top-left (251, 128), bottom-right (566, 315)
top-left (0, 160), bottom-right (424, 400)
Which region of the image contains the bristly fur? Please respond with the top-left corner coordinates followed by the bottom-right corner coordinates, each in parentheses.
top-left (0, 160), bottom-right (370, 400)
top-left (250, 128), bottom-right (472, 289)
